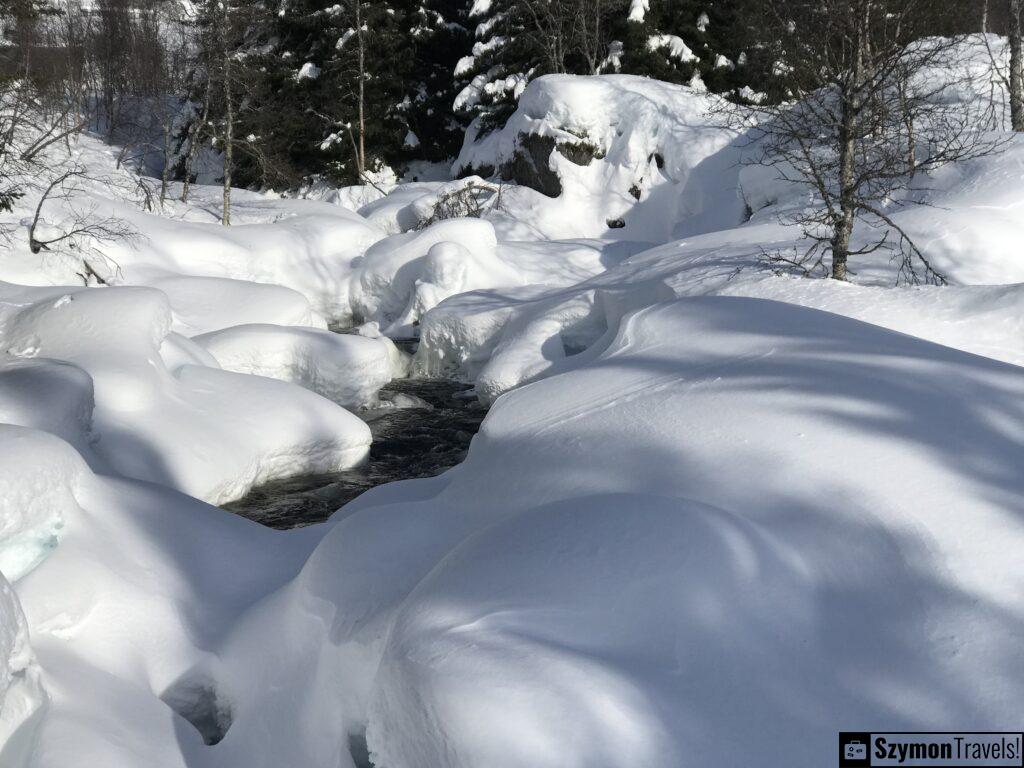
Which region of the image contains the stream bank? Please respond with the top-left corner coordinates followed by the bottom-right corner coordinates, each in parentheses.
top-left (222, 375), bottom-right (487, 529)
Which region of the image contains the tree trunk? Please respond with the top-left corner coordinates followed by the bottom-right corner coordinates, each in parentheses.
top-left (355, 0), bottom-right (366, 176)
top-left (221, 0), bottom-right (232, 226)
top-left (1010, 0), bottom-right (1024, 130)
top-left (832, 133), bottom-right (855, 282)
top-left (160, 112), bottom-right (173, 206)
top-left (833, 96), bottom-right (856, 281)
top-left (833, 6), bottom-right (866, 282)
top-left (182, 78), bottom-right (211, 203)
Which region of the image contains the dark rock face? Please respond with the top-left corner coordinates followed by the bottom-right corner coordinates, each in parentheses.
top-left (456, 163), bottom-right (495, 180)
top-left (495, 131), bottom-right (604, 198)
top-left (500, 133), bottom-right (563, 197)
top-left (555, 136), bottom-right (602, 166)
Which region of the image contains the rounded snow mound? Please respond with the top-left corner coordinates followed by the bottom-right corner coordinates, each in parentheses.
top-left (1, 286), bottom-right (172, 408)
top-left (0, 284), bottom-right (372, 504)
top-left (0, 426), bottom-right (87, 582)
top-left (147, 276), bottom-right (328, 337)
top-left (349, 218), bottom-right (523, 336)
top-left (369, 492), bottom-right (792, 768)
top-left (0, 358), bottom-right (95, 458)
top-left (195, 324), bottom-right (396, 409)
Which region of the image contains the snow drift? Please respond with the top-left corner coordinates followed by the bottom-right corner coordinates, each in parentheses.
top-left (212, 296), bottom-right (1024, 768)
top-left (0, 284), bottom-right (373, 504)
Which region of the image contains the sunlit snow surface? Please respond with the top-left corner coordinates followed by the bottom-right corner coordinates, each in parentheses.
top-left (0, 35), bottom-right (1022, 768)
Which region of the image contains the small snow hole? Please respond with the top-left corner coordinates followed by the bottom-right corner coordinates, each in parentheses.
top-left (161, 674), bottom-right (233, 746)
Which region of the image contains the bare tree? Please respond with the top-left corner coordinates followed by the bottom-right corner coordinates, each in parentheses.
top-left (520, 0), bottom-right (573, 75)
top-left (23, 164), bottom-right (138, 283)
top-left (734, 0), bottom-right (1004, 284)
top-left (574, 0), bottom-right (624, 75)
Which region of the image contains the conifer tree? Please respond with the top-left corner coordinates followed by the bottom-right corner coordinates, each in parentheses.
top-left (618, 1), bottom-right (767, 100)
top-left (229, 0), bottom-right (413, 187)
top-left (403, 0), bottom-right (474, 165)
top-left (453, 0), bottom-right (538, 133)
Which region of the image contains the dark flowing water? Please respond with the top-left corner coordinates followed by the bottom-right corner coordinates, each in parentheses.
top-left (222, 376), bottom-right (486, 529)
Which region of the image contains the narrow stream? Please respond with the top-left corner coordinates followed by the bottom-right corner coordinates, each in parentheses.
top-left (222, 374), bottom-right (487, 529)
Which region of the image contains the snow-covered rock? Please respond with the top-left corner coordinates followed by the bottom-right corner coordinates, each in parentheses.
top-left (195, 324), bottom-right (396, 408)
top-left (350, 218), bottom-right (523, 335)
top-left (0, 358), bottom-right (95, 458)
top-left (147, 276), bottom-right (327, 337)
top-left (456, 74), bottom-right (745, 240)
top-left (0, 285), bottom-right (371, 504)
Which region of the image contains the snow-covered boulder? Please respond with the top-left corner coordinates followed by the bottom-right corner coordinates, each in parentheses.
top-left (349, 218), bottom-right (524, 336)
top-left (0, 427), bottom-right (86, 581)
top-left (95, 199), bottom-right (386, 323)
top-left (195, 324), bottom-right (397, 408)
top-left (357, 182), bottom-right (448, 234)
top-left (0, 358), bottom-right (95, 458)
top-left (0, 285), bottom-right (371, 504)
top-left (147, 276), bottom-right (328, 337)
top-left (455, 74), bottom-right (744, 240)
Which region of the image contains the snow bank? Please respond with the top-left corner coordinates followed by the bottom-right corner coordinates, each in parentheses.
top-left (0, 285), bottom-right (371, 504)
top-left (195, 324), bottom-right (396, 408)
top-left (0, 427), bottom-right (86, 582)
top-left (12, 451), bottom-right (321, 768)
top-left (70, 195), bottom-right (385, 323)
top-left (209, 296), bottom-right (1024, 768)
top-left (417, 209), bottom-right (1024, 400)
top-left (456, 74), bottom-right (744, 240)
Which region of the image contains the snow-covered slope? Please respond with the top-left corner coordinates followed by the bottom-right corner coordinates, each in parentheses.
top-left (210, 297), bottom-right (1024, 768)
top-left (2, 34), bottom-right (1024, 768)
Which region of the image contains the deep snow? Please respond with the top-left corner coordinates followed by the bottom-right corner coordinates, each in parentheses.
top-left (0, 34), bottom-right (1023, 768)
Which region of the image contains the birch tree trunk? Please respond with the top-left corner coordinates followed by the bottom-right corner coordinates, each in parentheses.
top-left (1010, 0), bottom-right (1024, 130)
